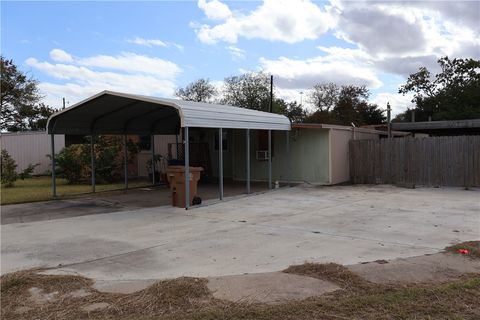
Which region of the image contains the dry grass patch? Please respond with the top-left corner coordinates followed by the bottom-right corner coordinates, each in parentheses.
top-left (2, 265), bottom-right (480, 320)
top-left (1, 270), bottom-right (217, 320)
top-left (446, 241), bottom-right (480, 259)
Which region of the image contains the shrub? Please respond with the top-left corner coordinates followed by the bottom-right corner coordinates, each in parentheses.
top-left (18, 163), bottom-right (40, 180)
top-left (53, 135), bottom-right (139, 184)
top-left (1, 149), bottom-right (17, 187)
top-left (55, 145), bottom-right (85, 184)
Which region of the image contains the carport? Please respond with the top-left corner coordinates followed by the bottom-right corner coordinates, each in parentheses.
top-left (47, 90), bottom-right (291, 209)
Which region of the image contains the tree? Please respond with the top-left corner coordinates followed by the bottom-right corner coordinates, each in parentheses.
top-left (175, 78), bottom-right (217, 102)
top-left (398, 56), bottom-right (480, 121)
top-left (222, 71), bottom-right (308, 122)
top-left (274, 100), bottom-right (307, 123)
top-left (1, 56), bottom-right (55, 131)
top-left (222, 72), bottom-right (271, 111)
top-left (304, 84), bottom-right (385, 126)
top-left (0, 149), bottom-right (17, 187)
top-left (307, 83), bottom-right (339, 112)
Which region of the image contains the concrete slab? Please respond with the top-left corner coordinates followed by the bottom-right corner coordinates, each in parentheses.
top-left (1, 181), bottom-right (268, 224)
top-left (348, 252), bottom-right (480, 284)
top-left (207, 272), bottom-right (340, 304)
top-left (2, 185), bottom-right (479, 282)
top-left (93, 279), bottom-right (157, 294)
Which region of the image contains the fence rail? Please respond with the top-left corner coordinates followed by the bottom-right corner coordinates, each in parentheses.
top-left (349, 136), bottom-right (480, 187)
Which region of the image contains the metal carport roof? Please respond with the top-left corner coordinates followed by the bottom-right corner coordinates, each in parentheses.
top-left (47, 90), bottom-right (291, 135)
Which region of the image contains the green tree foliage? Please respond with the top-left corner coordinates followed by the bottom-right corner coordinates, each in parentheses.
top-left (175, 78), bottom-right (217, 102)
top-left (222, 71), bottom-right (307, 122)
top-left (397, 56), bottom-right (480, 121)
top-left (0, 149), bottom-right (17, 187)
top-left (304, 84), bottom-right (386, 125)
top-left (53, 136), bottom-right (139, 184)
top-left (1, 56), bottom-right (55, 131)
top-left (222, 72), bottom-right (271, 112)
top-left (274, 100), bottom-right (307, 123)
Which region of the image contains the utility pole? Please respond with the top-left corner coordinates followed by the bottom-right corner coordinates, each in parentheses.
top-left (62, 97), bottom-right (66, 110)
top-left (387, 102), bottom-right (392, 139)
top-left (269, 75), bottom-right (273, 113)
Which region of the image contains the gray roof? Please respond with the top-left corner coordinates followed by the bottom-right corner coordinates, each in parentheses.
top-left (392, 119), bottom-right (480, 134)
top-left (47, 91), bottom-right (291, 135)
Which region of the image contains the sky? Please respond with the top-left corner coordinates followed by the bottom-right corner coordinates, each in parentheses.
top-left (2, 0), bottom-right (479, 116)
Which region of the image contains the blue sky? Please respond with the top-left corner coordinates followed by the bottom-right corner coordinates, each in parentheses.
top-left (2, 0), bottom-right (479, 115)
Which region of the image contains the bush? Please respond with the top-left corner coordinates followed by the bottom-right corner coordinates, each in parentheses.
top-left (1, 149), bottom-right (17, 187)
top-left (55, 145), bottom-right (85, 184)
top-left (18, 163), bottom-right (40, 180)
top-left (53, 135), bottom-right (139, 184)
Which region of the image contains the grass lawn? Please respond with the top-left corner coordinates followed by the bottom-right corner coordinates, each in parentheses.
top-left (1, 176), bottom-right (152, 205)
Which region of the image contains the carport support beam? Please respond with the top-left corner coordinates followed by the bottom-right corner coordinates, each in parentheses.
top-left (91, 135), bottom-right (96, 193)
top-left (246, 129), bottom-right (250, 194)
top-left (50, 134), bottom-right (57, 198)
top-left (151, 135), bottom-right (155, 185)
top-left (185, 127), bottom-right (190, 210)
top-left (219, 128), bottom-right (224, 200)
top-left (268, 130), bottom-right (272, 189)
top-left (175, 134), bottom-right (179, 158)
top-left (286, 130), bottom-right (290, 187)
top-left (124, 134), bottom-right (128, 190)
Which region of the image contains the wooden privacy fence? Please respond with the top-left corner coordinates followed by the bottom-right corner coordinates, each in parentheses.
top-left (349, 136), bottom-right (480, 187)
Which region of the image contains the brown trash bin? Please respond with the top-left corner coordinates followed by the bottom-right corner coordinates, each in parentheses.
top-left (166, 166), bottom-right (203, 208)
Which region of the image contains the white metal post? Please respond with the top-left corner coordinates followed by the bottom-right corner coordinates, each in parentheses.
top-left (50, 134), bottom-right (57, 198)
top-left (151, 135), bottom-right (155, 185)
top-left (286, 130), bottom-right (290, 187)
top-left (219, 128), bottom-right (224, 200)
top-left (184, 127), bottom-right (190, 209)
top-left (124, 134), bottom-right (128, 190)
top-left (268, 130), bottom-right (272, 189)
top-left (246, 129), bottom-right (250, 194)
top-left (91, 135), bottom-right (96, 193)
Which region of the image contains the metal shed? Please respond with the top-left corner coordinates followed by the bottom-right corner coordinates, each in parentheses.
top-left (47, 90), bottom-right (291, 209)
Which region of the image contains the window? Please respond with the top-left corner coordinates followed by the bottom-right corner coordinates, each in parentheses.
top-left (257, 130), bottom-right (274, 157)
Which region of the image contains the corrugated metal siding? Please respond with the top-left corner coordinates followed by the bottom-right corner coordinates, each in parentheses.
top-left (0, 132), bottom-right (65, 175)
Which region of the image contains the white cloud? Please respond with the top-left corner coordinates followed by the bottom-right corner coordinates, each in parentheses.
top-left (127, 37), bottom-right (168, 47)
top-left (194, 0), bottom-right (335, 44)
top-left (78, 52), bottom-right (181, 78)
top-left (49, 49), bottom-right (74, 63)
top-left (198, 0), bottom-right (231, 20)
top-left (126, 37), bottom-right (184, 51)
top-left (226, 46), bottom-right (246, 60)
top-left (26, 50), bottom-right (182, 109)
top-left (259, 53), bottom-right (382, 91)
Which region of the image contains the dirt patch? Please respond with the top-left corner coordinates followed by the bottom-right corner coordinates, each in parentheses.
top-left (446, 240), bottom-right (480, 259)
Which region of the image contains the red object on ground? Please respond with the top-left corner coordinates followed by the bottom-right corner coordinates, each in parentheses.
top-left (457, 249), bottom-right (470, 255)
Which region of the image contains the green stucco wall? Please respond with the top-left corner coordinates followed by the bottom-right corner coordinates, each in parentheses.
top-left (230, 128), bottom-right (330, 184)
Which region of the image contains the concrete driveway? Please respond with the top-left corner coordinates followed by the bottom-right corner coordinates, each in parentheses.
top-left (1, 185), bottom-right (479, 282)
